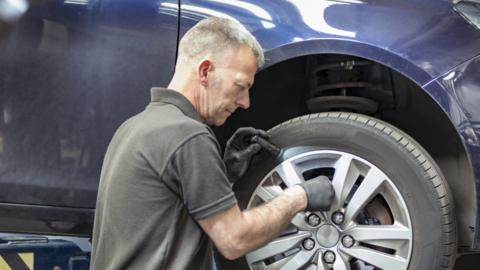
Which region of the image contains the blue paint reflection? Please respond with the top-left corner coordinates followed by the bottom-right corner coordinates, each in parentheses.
top-left (286, 0), bottom-right (361, 38)
top-left (0, 0), bottom-right (28, 22)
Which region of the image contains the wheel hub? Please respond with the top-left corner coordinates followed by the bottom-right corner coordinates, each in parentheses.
top-left (316, 224), bottom-right (339, 248)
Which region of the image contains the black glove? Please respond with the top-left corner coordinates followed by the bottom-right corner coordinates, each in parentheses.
top-left (299, 176), bottom-right (335, 212)
top-left (223, 127), bottom-right (270, 184)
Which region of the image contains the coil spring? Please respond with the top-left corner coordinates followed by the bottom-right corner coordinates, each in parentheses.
top-left (306, 59), bottom-right (379, 115)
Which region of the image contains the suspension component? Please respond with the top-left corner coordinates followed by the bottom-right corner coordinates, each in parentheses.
top-left (306, 57), bottom-right (383, 115)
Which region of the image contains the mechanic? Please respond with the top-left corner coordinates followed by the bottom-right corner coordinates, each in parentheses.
top-left (90, 17), bottom-right (335, 270)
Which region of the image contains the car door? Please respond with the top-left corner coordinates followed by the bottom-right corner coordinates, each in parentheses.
top-left (0, 0), bottom-right (179, 235)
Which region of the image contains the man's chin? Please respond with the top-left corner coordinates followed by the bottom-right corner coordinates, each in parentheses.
top-left (204, 114), bottom-right (228, 126)
top-left (214, 118), bottom-right (227, 126)
top-left (211, 117), bottom-right (228, 126)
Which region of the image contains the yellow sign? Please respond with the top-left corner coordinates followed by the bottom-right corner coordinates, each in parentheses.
top-left (0, 253), bottom-right (33, 270)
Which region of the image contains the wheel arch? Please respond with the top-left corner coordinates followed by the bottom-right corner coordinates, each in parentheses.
top-left (261, 39), bottom-right (433, 85)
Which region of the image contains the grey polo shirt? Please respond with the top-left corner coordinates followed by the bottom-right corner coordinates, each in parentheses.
top-left (90, 87), bottom-right (237, 270)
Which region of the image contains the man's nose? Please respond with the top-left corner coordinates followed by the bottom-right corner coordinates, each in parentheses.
top-left (237, 90), bottom-right (250, 109)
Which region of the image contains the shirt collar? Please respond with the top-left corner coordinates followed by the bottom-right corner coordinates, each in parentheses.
top-left (150, 87), bottom-right (203, 122)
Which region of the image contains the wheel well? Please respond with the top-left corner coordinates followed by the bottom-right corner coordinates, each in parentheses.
top-left (216, 54), bottom-right (476, 250)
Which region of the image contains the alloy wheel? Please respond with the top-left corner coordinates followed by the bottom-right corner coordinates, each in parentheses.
top-left (245, 150), bottom-right (413, 270)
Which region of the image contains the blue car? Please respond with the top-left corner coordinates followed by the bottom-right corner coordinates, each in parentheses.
top-left (1, 0), bottom-right (480, 269)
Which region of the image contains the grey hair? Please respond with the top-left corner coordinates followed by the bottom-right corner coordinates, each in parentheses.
top-left (177, 16), bottom-right (264, 68)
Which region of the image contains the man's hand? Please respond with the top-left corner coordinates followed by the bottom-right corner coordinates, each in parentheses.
top-left (299, 176), bottom-right (335, 212)
top-left (224, 127), bottom-right (269, 184)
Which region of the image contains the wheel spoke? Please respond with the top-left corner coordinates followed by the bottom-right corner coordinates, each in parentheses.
top-left (344, 224), bottom-right (411, 251)
top-left (271, 249), bottom-right (316, 270)
top-left (340, 246), bottom-right (408, 270)
top-left (316, 252), bottom-right (328, 270)
top-left (345, 223), bottom-right (411, 242)
top-left (274, 160), bottom-right (303, 187)
top-left (246, 232), bottom-right (311, 264)
top-left (343, 167), bottom-right (386, 224)
top-left (331, 155), bottom-right (360, 211)
top-left (256, 185), bottom-right (283, 202)
top-left (332, 252), bottom-right (351, 270)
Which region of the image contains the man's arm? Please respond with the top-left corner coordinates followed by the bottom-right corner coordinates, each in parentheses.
top-left (198, 185), bottom-right (307, 260)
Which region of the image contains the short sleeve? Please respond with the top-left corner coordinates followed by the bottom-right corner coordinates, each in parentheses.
top-left (170, 132), bottom-right (237, 220)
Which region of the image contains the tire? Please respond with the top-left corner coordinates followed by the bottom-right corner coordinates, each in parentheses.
top-left (216, 112), bottom-right (456, 270)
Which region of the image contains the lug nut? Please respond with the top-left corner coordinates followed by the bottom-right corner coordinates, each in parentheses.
top-left (323, 250), bottom-right (336, 264)
top-left (332, 211), bottom-right (344, 225)
top-left (307, 213), bottom-right (321, 226)
top-left (302, 238), bottom-right (315, 251)
top-left (342, 235), bottom-right (355, 248)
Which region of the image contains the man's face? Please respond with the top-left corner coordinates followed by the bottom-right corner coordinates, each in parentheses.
top-left (200, 46), bottom-right (258, 126)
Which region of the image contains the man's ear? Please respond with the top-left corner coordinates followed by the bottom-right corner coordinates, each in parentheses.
top-left (198, 59), bottom-right (213, 86)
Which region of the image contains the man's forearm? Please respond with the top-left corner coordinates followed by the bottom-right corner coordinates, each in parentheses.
top-left (231, 185), bottom-right (307, 256)
top-left (200, 176), bottom-right (334, 260)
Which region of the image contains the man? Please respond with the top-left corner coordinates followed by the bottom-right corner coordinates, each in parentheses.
top-left (90, 17), bottom-right (334, 270)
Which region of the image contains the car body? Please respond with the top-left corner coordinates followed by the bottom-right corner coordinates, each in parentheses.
top-left (1, 0), bottom-right (480, 268)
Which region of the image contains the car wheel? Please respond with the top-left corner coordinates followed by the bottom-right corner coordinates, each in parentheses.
top-left (216, 112), bottom-right (456, 270)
